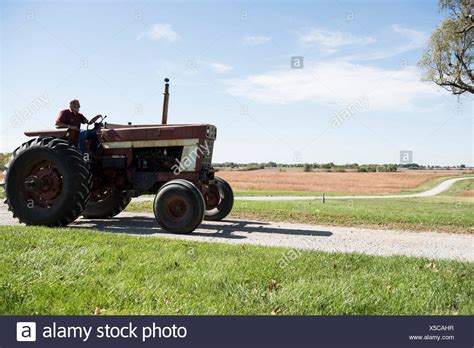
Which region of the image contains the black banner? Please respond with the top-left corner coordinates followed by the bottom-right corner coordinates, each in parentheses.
top-left (1, 316), bottom-right (472, 348)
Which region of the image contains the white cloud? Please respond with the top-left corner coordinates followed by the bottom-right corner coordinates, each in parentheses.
top-left (137, 23), bottom-right (179, 42)
top-left (225, 62), bottom-right (440, 111)
top-left (209, 62), bottom-right (233, 73)
top-left (242, 35), bottom-right (271, 46)
top-left (344, 25), bottom-right (428, 61)
top-left (298, 28), bottom-right (375, 53)
top-left (391, 25), bottom-right (427, 48)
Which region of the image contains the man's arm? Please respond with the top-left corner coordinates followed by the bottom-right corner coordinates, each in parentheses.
top-left (80, 113), bottom-right (90, 124)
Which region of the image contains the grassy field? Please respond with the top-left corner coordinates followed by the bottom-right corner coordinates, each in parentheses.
top-left (127, 195), bottom-right (474, 233)
top-left (0, 225), bottom-right (472, 315)
top-left (1, 170), bottom-right (471, 200)
top-left (233, 179), bottom-right (474, 233)
top-left (126, 177), bottom-right (474, 233)
top-left (234, 189), bottom-right (329, 197)
top-left (441, 178), bottom-right (474, 197)
top-left (232, 197), bottom-right (474, 233)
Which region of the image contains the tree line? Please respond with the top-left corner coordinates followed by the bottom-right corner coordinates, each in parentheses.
top-left (213, 162), bottom-right (469, 172)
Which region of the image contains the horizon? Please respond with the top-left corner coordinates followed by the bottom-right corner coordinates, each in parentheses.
top-left (212, 162), bottom-right (471, 168)
top-left (1, 0), bottom-right (473, 166)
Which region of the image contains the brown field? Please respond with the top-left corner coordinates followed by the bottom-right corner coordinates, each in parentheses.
top-left (460, 190), bottom-right (474, 197)
top-left (217, 170), bottom-right (469, 194)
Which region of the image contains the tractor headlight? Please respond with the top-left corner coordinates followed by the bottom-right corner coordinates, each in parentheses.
top-left (206, 125), bottom-right (217, 139)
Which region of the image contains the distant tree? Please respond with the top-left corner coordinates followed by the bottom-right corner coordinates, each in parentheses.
top-left (321, 162), bottom-right (334, 170)
top-left (0, 153), bottom-right (9, 169)
top-left (389, 164), bottom-right (399, 172)
top-left (222, 162), bottom-right (237, 168)
top-left (303, 163), bottom-right (312, 172)
top-left (375, 164), bottom-right (398, 172)
top-left (419, 0), bottom-right (473, 95)
top-left (266, 161), bottom-right (277, 167)
top-left (401, 163), bottom-right (425, 170)
top-left (358, 164), bottom-right (377, 172)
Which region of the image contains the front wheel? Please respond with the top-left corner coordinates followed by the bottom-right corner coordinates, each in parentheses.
top-left (153, 180), bottom-right (205, 234)
top-left (204, 177), bottom-right (234, 221)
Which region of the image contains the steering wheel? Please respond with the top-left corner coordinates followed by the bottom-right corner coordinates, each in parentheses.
top-left (87, 115), bottom-right (104, 130)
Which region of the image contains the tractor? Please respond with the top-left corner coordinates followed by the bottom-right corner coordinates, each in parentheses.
top-left (3, 79), bottom-right (233, 233)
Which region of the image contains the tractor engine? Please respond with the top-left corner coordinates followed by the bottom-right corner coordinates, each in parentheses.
top-left (135, 147), bottom-right (183, 172)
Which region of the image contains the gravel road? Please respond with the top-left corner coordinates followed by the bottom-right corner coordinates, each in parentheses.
top-left (1, 203), bottom-right (472, 262)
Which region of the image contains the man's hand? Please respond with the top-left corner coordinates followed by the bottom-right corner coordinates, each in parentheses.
top-left (56, 122), bottom-right (78, 130)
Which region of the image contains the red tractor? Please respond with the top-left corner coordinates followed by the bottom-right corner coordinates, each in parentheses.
top-left (3, 79), bottom-right (233, 233)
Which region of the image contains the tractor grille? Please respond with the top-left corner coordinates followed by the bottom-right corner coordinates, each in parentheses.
top-left (206, 125), bottom-right (217, 140)
top-left (202, 140), bottom-right (214, 167)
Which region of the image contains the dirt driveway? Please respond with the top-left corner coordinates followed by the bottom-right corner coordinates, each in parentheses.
top-left (1, 204), bottom-right (472, 262)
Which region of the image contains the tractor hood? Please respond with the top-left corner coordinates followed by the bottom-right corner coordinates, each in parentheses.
top-left (100, 123), bottom-right (217, 149)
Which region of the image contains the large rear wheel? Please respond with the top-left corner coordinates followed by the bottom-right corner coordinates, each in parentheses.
top-left (204, 177), bottom-right (234, 221)
top-left (153, 180), bottom-right (204, 234)
top-left (4, 137), bottom-right (91, 226)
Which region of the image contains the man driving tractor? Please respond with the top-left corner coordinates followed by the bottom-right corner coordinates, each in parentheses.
top-left (55, 99), bottom-right (98, 155)
top-left (6, 79), bottom-right (233, 233)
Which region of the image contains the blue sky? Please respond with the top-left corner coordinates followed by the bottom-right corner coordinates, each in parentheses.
top-left (1, 0), bottom-right (472, 165)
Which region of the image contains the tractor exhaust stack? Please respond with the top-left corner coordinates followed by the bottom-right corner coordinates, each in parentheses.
top-left (161, 78), bottom-right (170, 125)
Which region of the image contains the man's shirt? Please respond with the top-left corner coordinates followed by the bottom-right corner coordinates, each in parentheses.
top-left (56, 109), bottom-right (86, 128)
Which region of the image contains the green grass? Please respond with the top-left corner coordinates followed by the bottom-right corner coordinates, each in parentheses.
top-left (398, 174), bottom-right (472, 194)
top-left (235, 189), bottom-right (325, 197)
top-left (127, 196), bottom-right (474, 233)
top-left (0, 225), bottom-right (472, 315)
top-left (440, 178), bottom-right (474, 197)
top-left (234, 189), bottom-right (365, 197)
